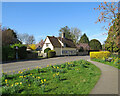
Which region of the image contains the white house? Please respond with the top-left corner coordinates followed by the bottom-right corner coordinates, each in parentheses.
top-left (41, 33), bottom-right (77, 56)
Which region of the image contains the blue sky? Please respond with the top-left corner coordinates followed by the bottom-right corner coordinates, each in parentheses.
top-left (2, 2), bottom-right (108, 44)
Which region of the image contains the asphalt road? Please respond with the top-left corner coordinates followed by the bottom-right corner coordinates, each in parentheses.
top-left (2, 56), bottom-right (90, 74)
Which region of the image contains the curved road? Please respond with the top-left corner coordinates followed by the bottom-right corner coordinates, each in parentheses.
top-left (2, 56), bottom-right (119, 94)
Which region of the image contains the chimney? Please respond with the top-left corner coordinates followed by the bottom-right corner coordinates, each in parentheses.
top-left (62, 32), bottom-right (65, 38)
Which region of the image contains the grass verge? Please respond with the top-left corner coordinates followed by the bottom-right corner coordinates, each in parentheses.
top-left (1, 59), bottom-right (101, 95)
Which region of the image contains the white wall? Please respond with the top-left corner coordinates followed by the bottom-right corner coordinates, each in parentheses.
top-left (41, 37), bottom-right (54, 53)
top-left (54, 48), bottom-right (77, 56)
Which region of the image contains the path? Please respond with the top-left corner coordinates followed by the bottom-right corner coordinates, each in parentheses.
top-left (88, 60), bottom-right (118, 94)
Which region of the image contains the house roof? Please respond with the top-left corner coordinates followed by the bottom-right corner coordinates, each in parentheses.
top-left (47, 36), bottom-right (76, 48)
top-left (47, 36), bottom-right (61, 48)
top-left (76, 43), bottom-right (90, 50)
top-left (58, 37), bottom-right (76, 48)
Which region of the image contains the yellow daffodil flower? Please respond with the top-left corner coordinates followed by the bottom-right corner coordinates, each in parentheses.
top-left (44, 79), bottom-right (46, 82)
top-left (11, 84), bottom-right (13, 87)
top-left (20, 82), bottom-right (22, 85)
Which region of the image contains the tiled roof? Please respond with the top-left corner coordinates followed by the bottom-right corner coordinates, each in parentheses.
top-left (47, 36), bottom-right (76, 48)
top-left (47, 36), bottom-right (61, 48)
top-left (58, 37), bottom-right (76, 48)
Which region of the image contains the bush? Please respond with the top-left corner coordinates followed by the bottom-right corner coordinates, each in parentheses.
top-left (2, 46), bottom-right (15, 61)
top-left (48, 50), bottom-right (56, 58)
top-left (10, 43), bottom-right (27, 59)
top-left (79, 47), bottom-right (84, 52)
top-left (89, 39), bottom-right (102, 50)
top-left (28, 44), bottom-right (36, 50)
top-left (18, 46), bottom-right (27, 59)
top-left (44, 48), bottom-right (51, 53)
top-left (90, 51), bottom-right (111, 59)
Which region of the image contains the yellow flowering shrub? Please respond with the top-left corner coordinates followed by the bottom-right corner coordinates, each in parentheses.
top-left (29, 44), bottom-right (36, 50)
top-left (90, 51), bottom-right (111, 59)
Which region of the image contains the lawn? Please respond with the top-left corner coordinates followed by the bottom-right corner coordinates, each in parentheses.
top-left (91, 54), bottom-right (120, 69)
top-left (1, 59), bottom-right (101, 95)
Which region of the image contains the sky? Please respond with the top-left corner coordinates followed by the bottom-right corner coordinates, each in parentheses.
top-left (2, 2), bottom-right (109, 44)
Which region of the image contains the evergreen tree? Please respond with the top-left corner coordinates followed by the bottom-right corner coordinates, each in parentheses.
top-left (79, 33), bottom-right (89, 44)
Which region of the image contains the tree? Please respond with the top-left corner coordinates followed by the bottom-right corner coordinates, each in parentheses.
top-left (2, 28), bottom-right (20, 46)
top-left (105, 26), bottom-right (119, 52)
top-left (59, 26), bottom-right (82, 44)
top-left (18, 33), bottom-right (35, 45)
top-left (89, 39), bottom-right (102, 50)
top-left (78, 33), bottom-right (89, 44)
top-left (59, 26), bottom-right (72, 39)
top-left (70, 27), bottom-right (82, 44)
top-left (94, 1), bottom-right (120, 55)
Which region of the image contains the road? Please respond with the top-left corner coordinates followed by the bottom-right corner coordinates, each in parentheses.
top-left (2, 56), bottom-right (90, 74)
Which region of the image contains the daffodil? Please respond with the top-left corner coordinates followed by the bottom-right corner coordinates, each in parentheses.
top-left (44, 79), bottom-right (46, 82)
top-left (32, 76), bottom-right (34, 78)
top-left (57, 67), bottom-right (59, 69)
top-left (13, 70), bottom-right (15, 72)
top-left (20, 82), bottom-right (22, 85)
top-left (5, 79), bottom-right (7, 83)
top-left (9, 71), bottom-right (11, 73)
top-left (15, 82), bottom-right (19, 85)
top-left (11, 84), bottom-right (13, 87)
top-left (38, 77), bottom-right (40, 79)
top-left (29, 84), bottom-right (30, 86)
top-left (28, 68), bottom-right (30, 70)
top-left (41, 80), bottom-right (44, 83)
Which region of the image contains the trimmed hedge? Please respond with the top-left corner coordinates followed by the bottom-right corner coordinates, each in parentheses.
top-left (44, 48), bottom-right (51, 53)
top-left (90, 51), bottom-right (111, 59)
top-left (2, 44), bottom-right (27, 62)
top-left (48, 50), bottom-right (56, 58)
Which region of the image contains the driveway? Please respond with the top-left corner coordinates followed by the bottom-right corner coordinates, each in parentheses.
top-left (2, 56), bottom-right (90, 74)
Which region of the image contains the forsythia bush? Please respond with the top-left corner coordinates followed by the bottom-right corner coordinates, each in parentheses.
top-left (90, 51), bottom-right (111, 59)
top-left (29, 44), bottom-right (36, 50)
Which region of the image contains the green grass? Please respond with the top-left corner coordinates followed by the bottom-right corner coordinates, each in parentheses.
top-left (1, 59), bottom-right (101, 95)
top-left (91, 54), bottom-right (120, 69)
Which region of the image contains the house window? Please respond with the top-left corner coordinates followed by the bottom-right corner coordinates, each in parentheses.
top-left (46, 43), bottom-right (49, 47)
top-left (62, 50), bottom-right (68, 54)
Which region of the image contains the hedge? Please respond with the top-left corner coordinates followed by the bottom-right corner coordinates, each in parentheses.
top-left (44, 48), bottom-right (51, 53)
top-left (48, 50), bottom-right (56, 58)
top-left (90, 51), bottom-right (111, 59)
top-left (2, 43), bottom-right (27, 62)
top-left (2, 46), bottom-right (15, 61)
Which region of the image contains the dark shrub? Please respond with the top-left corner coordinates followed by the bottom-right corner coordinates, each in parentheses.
top-left (44, 48), bottom-right (51, 53)
top-left (89, 39), bottom-right (102, 50)
top-left (18, 46), bottom-right (27, 59)
top-left (2, 46), bottom-right (15, 61)
top-left (79, 47), bottom-right (84, 52)
top-left (48, 50), bottom-right (56, 58)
